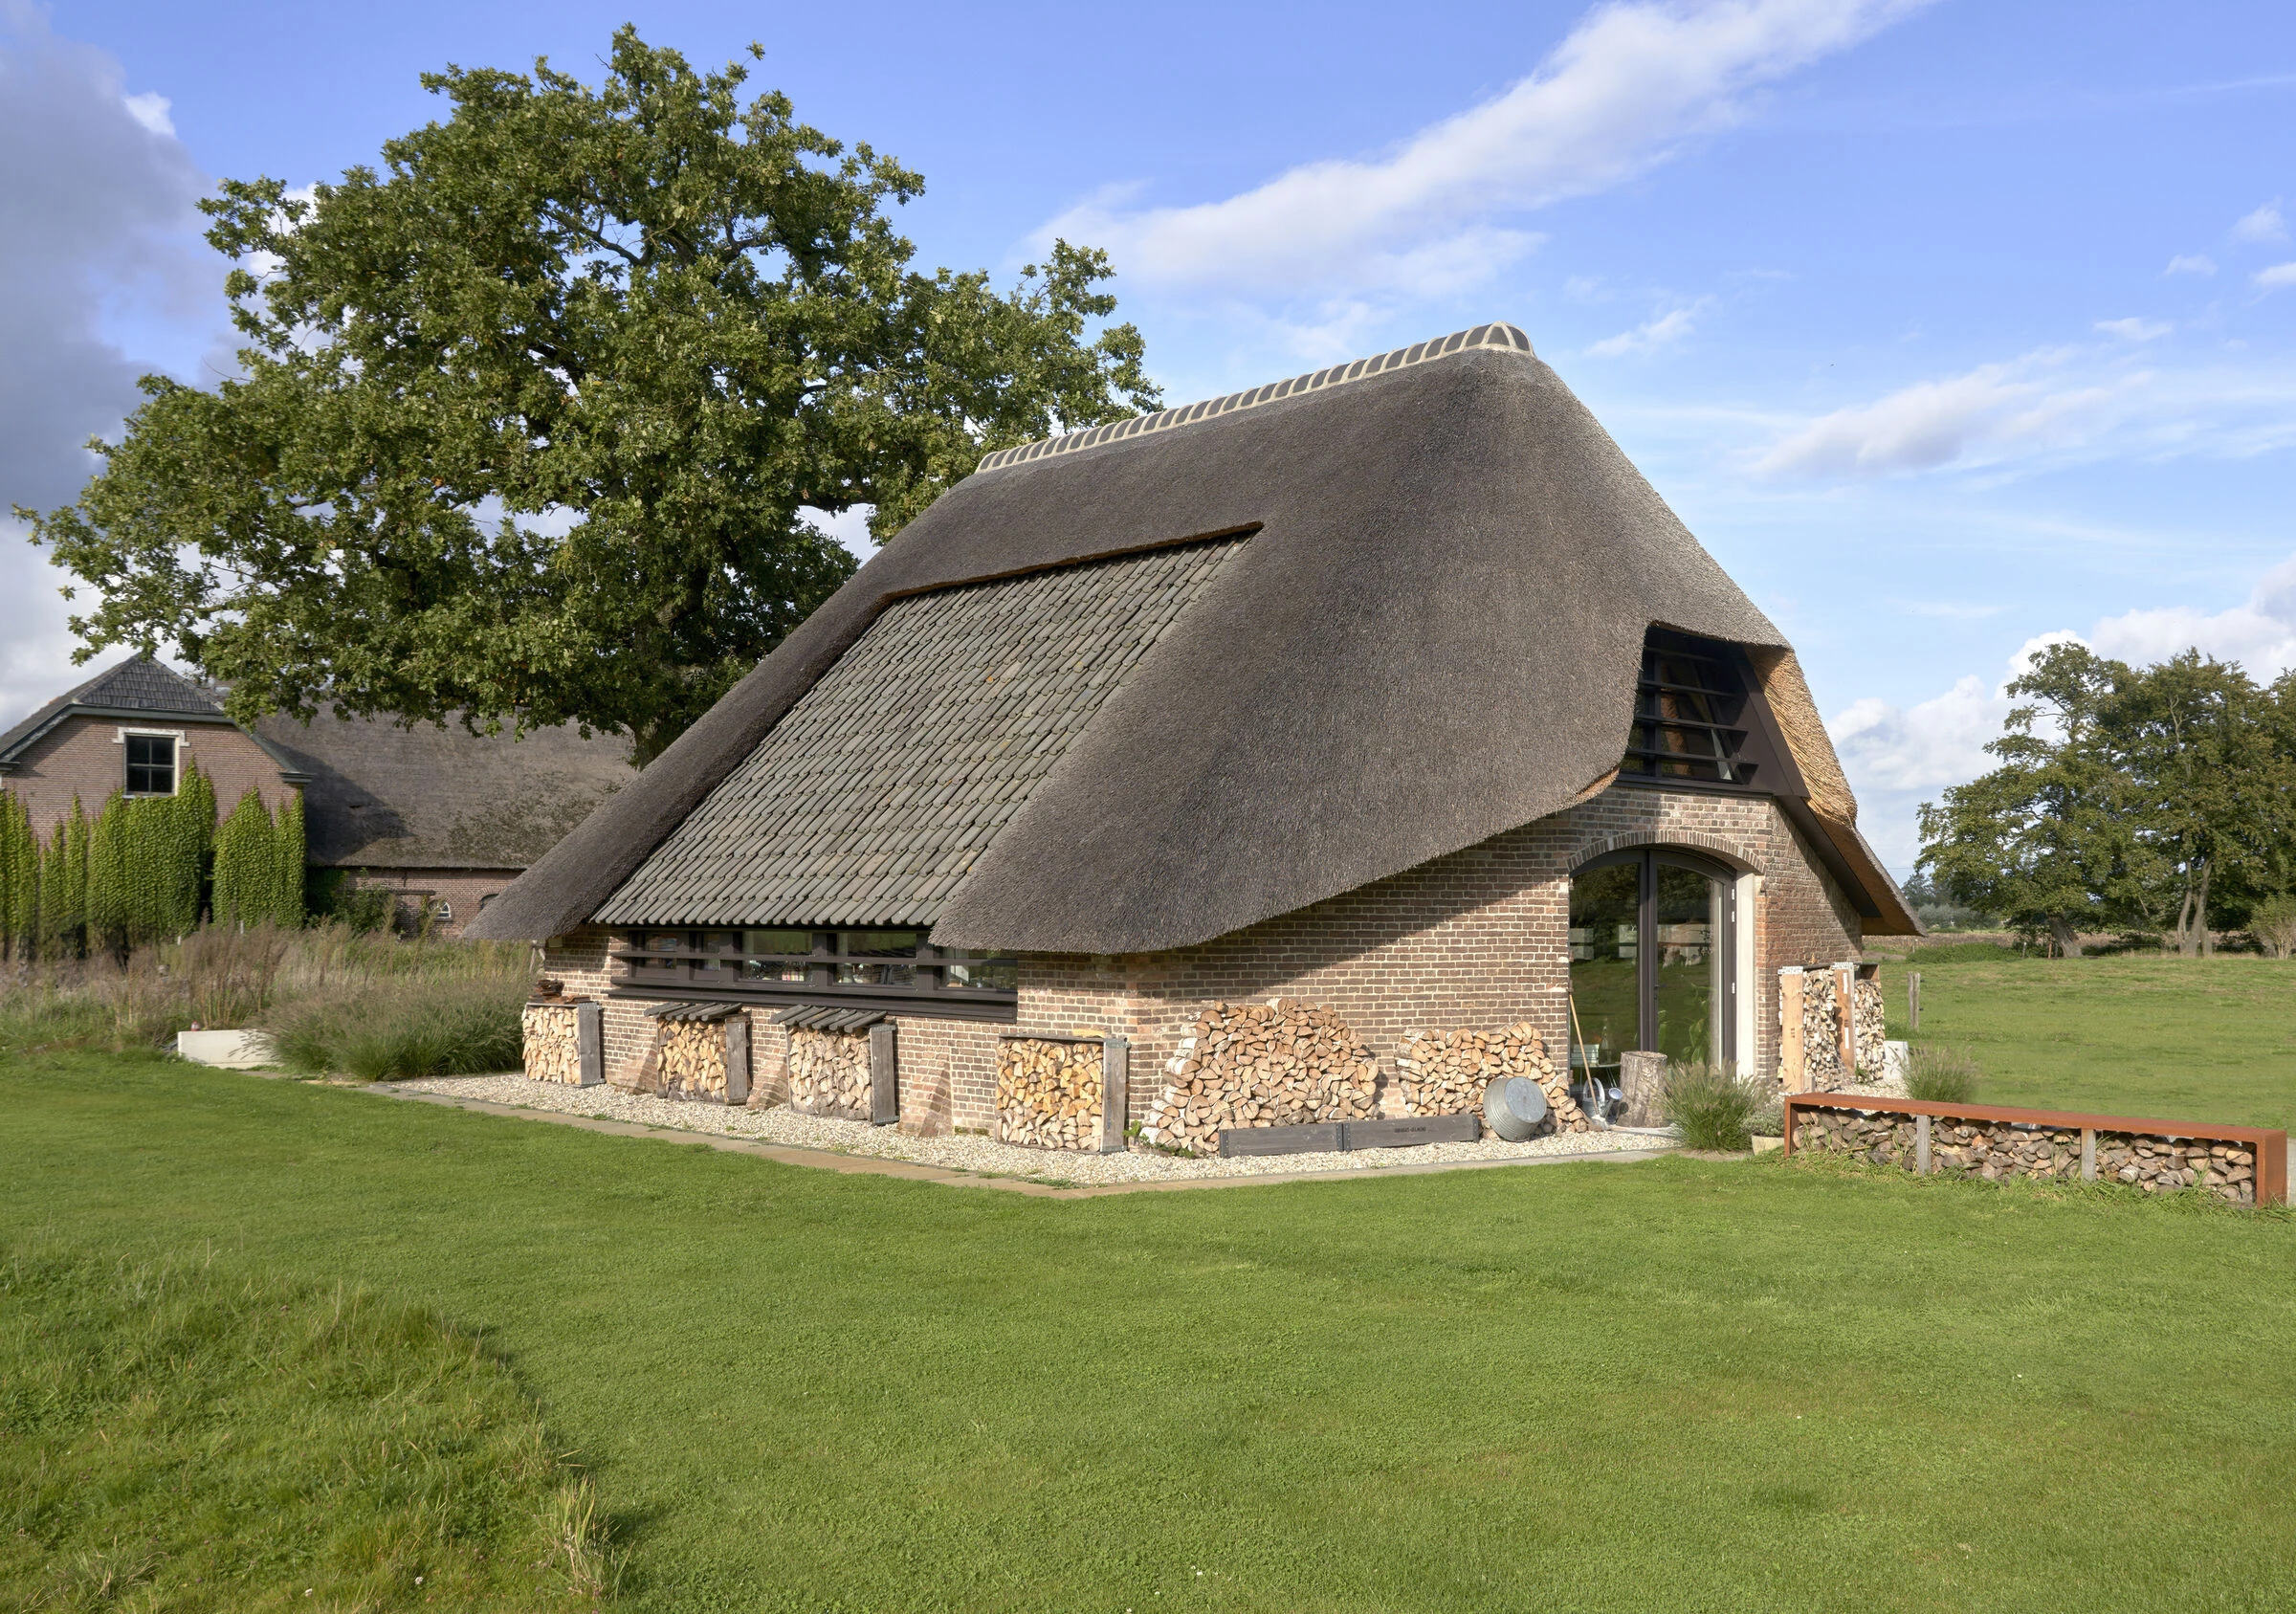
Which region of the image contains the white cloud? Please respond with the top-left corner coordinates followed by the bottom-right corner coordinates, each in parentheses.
top-left (2232, 199), bottom-right (2287, 244)
top-left (1041, 0), bottom-right (1931, 298)
top-left (1753, 349), bottom-right (2143, 478)
top-left (1585, 297), bottom-right (1713, 358)
top-left (2094, 316), bottom-right (2170, 341)
top-left (2086, 552), bottom-right (2296, 678)
top-left (1752, 335), bottom-right (2296, 481)
top-left (2163, 254), bottom-right (2216, 276)
top-left (2254, 262), bottom-right (2296, 292)
top-left (121, 90), bottom-right (171, 136)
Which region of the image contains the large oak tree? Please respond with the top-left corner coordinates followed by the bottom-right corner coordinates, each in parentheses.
top-left (23, 29), bottom-right (1158, 760)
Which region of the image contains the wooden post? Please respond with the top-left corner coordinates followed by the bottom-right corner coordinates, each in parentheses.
top-left (1916, 1113), bottom-right (1932, 1175)
top-left (1099, 1035), bottom-right (1129, 1155)
top-left (2081, 1126), bottom-right (2096, 1182)
top-left (1833, 962), bottom-right (1858, 1078)
top-left (869, 1023), bottom-right (899, 1127)
top-left (723, 1015), bottom-right (751, 1107)
top-left (574, 1001), bottom-right (603, 1089)
top-left (1778, 967), bottom-right (1807, 1094)
top-left (1910, 970), bottom-right (1922, 1034)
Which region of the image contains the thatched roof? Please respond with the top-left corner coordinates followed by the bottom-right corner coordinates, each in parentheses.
top-left (470, 322), bottom-right (1914, 946)
top-left (253, 710), bottom-right (635, 871)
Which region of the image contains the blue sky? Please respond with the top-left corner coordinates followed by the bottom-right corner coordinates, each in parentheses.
top-left (5, 0), bottom-right (2294, 873)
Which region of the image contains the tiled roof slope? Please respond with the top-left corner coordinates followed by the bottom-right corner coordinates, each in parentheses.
top-left (599, 538), bottom-right (1246, 927)
top-left (0, 654), bottom-right (229, 764)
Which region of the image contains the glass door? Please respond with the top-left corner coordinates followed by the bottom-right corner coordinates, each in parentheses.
top-left (1569, 850), bottom-right (1736, 1075)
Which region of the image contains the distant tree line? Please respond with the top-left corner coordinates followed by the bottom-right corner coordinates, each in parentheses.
top-left (1916, 643), bottom-right (2296, 958)
top-left (0, 767), bottom-right (304, 961)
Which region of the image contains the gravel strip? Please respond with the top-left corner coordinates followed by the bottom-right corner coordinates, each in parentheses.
top-left (385, 1073), bottom-right (1678, 1185)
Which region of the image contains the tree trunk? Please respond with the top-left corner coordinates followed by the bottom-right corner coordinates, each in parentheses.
top-left (2047, 914), bottom-right (2084, 960)
top-left (2198, 859), bottom-right (2214, 957)
top-left (2175, 859), bottom-right (2213, 958)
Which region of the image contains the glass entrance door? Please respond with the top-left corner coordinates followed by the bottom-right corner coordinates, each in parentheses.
top-left (1569, 850), bottom-right (1736, 1073)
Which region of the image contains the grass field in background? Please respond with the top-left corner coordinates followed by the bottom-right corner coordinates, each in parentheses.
top-left (1867, 954), bottom-right (2296, 1131)
top-left (4, 1052), bottom-right (2293, 1612)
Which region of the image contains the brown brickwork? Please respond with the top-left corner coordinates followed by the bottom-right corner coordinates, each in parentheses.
top-left (541, 782), bottom-right (1862, 1141)
top-left (4, 715), bottom-right (297, 840)
top-left (337, 868), bottom-right (528, 938)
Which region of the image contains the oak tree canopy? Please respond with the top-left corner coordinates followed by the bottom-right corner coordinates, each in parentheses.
top-left (25, 28), bottom-right (1159, 761)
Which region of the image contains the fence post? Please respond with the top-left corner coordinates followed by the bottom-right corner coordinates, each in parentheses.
top-left (1778, 967), bottom-right (1806, 1093)
top-left (869, 1023), bottom-right (899, 1127)
top-left (1910, 970), bottom-right (1922, 1034)
top-left (1916, 1113), bottom-right (1932, 1175)
top-left (1100, 1035), bottom-right (1130, 1154)
top-left (574, 1001), bottom-right (603, 1089)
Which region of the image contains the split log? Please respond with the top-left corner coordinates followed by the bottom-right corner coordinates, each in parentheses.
top-left (787, 1028), bottom-right (872, 1119)
top-left (521, 1003), bottom-right (583, 1085)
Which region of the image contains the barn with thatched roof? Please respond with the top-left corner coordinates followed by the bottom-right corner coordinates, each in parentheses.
top-left (471, 322), bottom-right (1913, 1140)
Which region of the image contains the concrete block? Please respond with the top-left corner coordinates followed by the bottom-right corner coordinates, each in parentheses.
top-left (175, 1029), bottom-right (277, 1070)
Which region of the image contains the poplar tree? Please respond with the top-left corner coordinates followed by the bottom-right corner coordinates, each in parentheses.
top-left (0, 790), bottom-right (34, 960)
top-left (211, 790), bottom-right (276, 929)
top-left (85, 789), bottom-right (129, 958)
top-left (272, 791), bottom-right (306, 928)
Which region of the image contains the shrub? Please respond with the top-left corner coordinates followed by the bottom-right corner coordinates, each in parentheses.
top-left (2248, 895), bottom-right (2296, 960)
top-left (1662, 1061), bottom-right (1773, 1151)
top-left (268, 971), bottom-right (529, 1080)
top-left (1907, 1044), bottom-right (1983, 1104)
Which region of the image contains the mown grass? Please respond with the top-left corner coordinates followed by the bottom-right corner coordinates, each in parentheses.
top-left (1870, 954), bottom-right (2296, 1130)
top-left (4, 1052), bottom-right (2293, 1612)
top-left (0, 1235), bottom-right (609, 1612)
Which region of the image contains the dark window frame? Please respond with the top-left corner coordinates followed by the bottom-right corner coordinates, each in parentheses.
top-left (1571, 847), bottom-right (1739, 1057)
top-left (122, 731), bottom-right (178, 797)
top-left (1615, 630), bottom-right (1794, 797)
top-left (607, 926), bottom-right (1019, 1023)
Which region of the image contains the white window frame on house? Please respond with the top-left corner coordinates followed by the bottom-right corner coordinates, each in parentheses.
top-left (115, 727), bottom-right (186, 797)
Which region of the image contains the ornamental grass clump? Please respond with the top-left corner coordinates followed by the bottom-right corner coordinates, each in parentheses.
top-left (1662, 1061), bottom-right (1773, 1152)
top-left (1908, 1044), bottom-right (1983, 1104)
top-left (269, 971), bottom-right (529, 1081)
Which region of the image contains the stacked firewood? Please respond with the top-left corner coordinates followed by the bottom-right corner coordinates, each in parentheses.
top-left (996, 1038), bottom-right (1104, 1151)
top-left (1139, 998), bottom-right (1379, 1155)
top-left (787, 1028), bottom-right (871, 1119)
top-left (655, 1021), bottom-right (729, 1101)
top-left (1396, 1023), bottom-right (1585, 1131)
top-left (1851, 978), bottom-right (1887, 1072)
top-left (520, 1003), bottom-right (581, 1085)
top-left (1801, 973), bottom-right (1843, 1084)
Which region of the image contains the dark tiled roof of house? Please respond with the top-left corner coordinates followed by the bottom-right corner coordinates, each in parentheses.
top-left (471, 321), bottom-right (1917, 948)
top-left (0, 654), bottom-right (231, 765)
top-left (598, 538), bottom-right (1243, 927)
top-left (254, 710), bottom-right (637, 871)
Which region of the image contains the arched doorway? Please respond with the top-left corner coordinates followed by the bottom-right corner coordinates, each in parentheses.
top-left (1568, 848), bottom-right (1738, 1088)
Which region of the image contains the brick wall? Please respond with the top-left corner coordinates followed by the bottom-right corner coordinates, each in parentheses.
top-left (4, 715), bottom-right (297, 839)
top-left (541, 781), bottom-right (1863, 1141)
top-left (334, 867), bottom-right (525, 938)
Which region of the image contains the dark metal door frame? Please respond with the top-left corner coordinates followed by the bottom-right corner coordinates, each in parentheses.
top-left (1573, 847), bottom-right (1738, 1054)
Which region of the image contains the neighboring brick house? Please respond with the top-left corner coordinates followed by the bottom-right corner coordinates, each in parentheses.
top-left (0, 656), bottom-right (307, 836)
top-left (0, 654), bottom-right (635, 936)
top-left (470, 321), bottom-right (1918, 1131)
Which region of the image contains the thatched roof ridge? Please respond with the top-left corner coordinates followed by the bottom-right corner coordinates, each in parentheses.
top-left (468, 324), bottom-right (1913, 945)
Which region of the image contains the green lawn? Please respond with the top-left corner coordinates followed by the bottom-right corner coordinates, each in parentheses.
top-left (1871, 954), bottom-right (2296, 1131)
top-left (4, 1052), bottom-right (2293, 1611)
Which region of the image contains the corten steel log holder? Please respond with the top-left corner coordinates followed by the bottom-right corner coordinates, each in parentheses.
top-left (1782, 1093), bottom-right (2288, 1205)
top-left (574, 1001), bottom-right (604, 1089)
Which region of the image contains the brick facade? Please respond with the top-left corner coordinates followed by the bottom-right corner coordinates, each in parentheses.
top-left (541, 782), bottom-right (1864, 1140)
top-left (335, 867), bottom-right (528, 938)
top-left (4, 714), bottom-right (298, 839)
